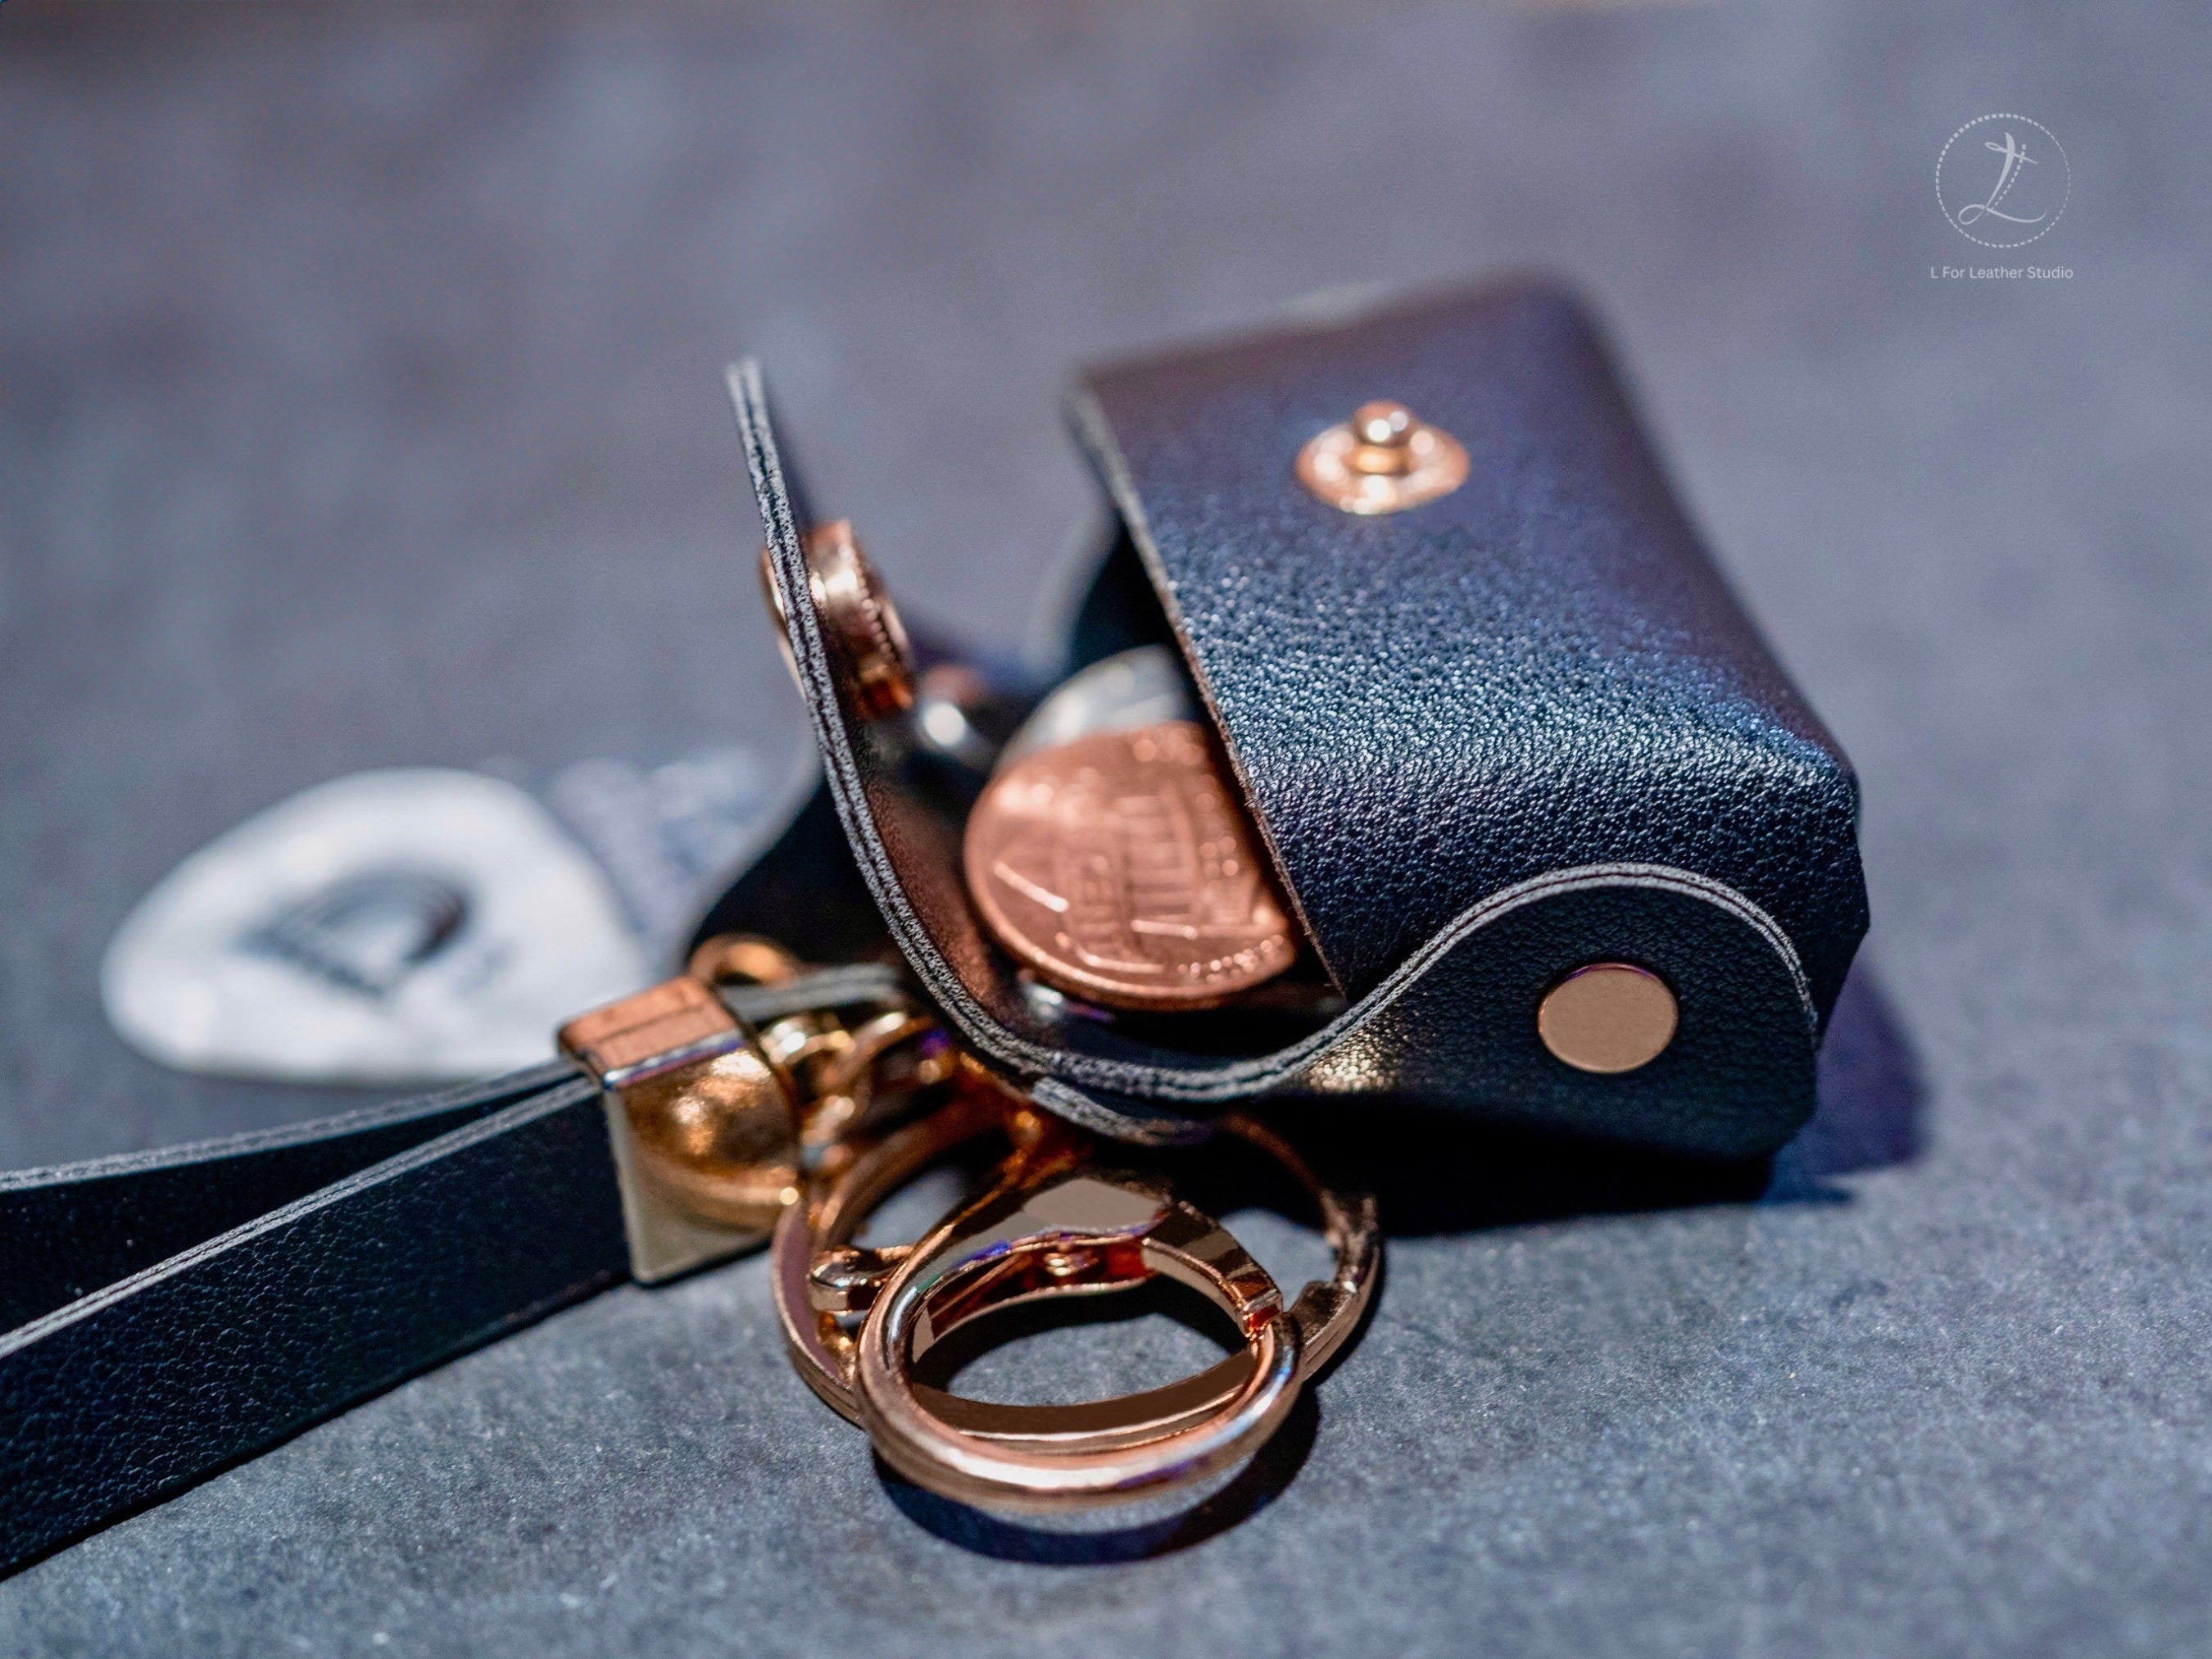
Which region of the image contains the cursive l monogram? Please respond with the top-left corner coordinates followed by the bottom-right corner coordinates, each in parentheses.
top-left (1956, 131), bottom-right (2045, 228)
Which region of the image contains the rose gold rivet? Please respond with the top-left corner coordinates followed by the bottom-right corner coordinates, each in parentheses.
top-left (1536, 963), bottom-right (1679, 1075)
top-left (760, 520), bottom-right (914, 719)
top-left (1295, 399), bottom-right (1469, 514)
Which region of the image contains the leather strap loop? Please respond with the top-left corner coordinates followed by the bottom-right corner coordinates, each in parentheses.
top-left (0, 1064), bottom-right (625, 1576)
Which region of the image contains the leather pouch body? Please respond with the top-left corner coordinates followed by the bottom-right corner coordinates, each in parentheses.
top-left (737, 281), bottom-right (1867, 1158)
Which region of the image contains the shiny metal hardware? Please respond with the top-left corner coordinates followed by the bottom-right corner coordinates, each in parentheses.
top-left (761, 519), bottom-right (915, 719)
top-left (910, 663), bottom-right (1003, 773)
top-left (686, 931), bottom-right (805, 989)
top-left (1536, 961), bottom-right (1679, 1074)
top-left (1295, 398), bottom-right (1469, 515)
top-left (857, 1162), bottom-right (1300, 1512)
top-left (773, 1067), bottom-right (1380, 1512)
top-left (990, 644), bottom-right (1197, 773)
top-left (559, 934), bottom-right (945, 1283)
top-left (564, 932), bottom-right (1380, 1507)
top-left (560, 973), bottom-right (800, 1282)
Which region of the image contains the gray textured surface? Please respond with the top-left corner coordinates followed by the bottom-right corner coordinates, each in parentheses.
top-left (2, 2), bottom-right (2207, 1653)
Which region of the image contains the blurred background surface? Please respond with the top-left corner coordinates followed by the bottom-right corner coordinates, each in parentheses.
top-left (3, 2), bottom-right (2209, 1654)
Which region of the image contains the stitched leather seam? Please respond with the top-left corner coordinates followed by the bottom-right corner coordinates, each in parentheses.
top-left (0, 1077), bottom-right (604, 1356)
top-left (1024, 864), bottom-right (1813, 1115)
top-left (1368, 862), bottom-right (1816, 1033)
top-left (1029, 1078), bottom-right (1219, 1146)
top-left (958, 862), bottom-right (1800, 1106)
top-left (0, 1061), bottom-right (579, 1193)
top-left (734, 362), bottom-right (1007, 1064)
top-left (731, 361), bottom-right (944, 1022)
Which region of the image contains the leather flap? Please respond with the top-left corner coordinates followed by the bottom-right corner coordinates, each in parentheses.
top-left (1072, 282), bottom-right (1865, 1016)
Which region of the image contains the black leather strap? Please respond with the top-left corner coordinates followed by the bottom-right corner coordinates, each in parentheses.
top-left (0, 1063), bottom-right (627, 1575)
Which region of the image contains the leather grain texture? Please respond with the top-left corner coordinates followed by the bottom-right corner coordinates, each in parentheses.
top-left (0, 1068), bottom-right (626, 1575)
top-left (0, 1062), bottom-right (578, 1335)
top-left (1075, 283), bottom-right (1866, 1016)
top-left (738, 283), bottom-right (1866, 1157)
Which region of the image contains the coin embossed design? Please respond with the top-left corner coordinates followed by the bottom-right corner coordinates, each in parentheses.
top-left (962, 722), bottom-right (1295, 1009)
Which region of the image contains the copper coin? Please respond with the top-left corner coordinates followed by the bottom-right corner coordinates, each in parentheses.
top-left (962, 721), bottom-right (1296, 1010)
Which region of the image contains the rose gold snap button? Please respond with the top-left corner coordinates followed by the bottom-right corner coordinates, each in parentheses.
top-left (1295, 399), bottom-right (1469, 515)
top-left (1536, 963), bottom-right (1679, 1075)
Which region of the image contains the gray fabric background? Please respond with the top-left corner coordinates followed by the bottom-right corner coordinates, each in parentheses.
top-left (2, 2), bottom-right (2207, 1653)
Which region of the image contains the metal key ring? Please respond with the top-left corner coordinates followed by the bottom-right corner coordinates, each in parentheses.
top-left (777, 1073), bottom-right (1259, 1444)
top-left (854, 1166), bottom-right (1302, 1512)
top-left (772, 1065), bottom-right (1380, 1509)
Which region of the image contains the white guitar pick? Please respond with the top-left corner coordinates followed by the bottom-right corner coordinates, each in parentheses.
top-left (102, 769), bottom-right (650, 1086)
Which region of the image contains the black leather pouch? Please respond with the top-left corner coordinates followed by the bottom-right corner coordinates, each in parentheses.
top-left (733, 280), bottom-right (1866, 1158)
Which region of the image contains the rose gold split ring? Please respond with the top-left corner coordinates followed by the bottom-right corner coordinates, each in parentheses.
top-left (853, 1163), bottom-right (1302, 1512)
top-left (771, 1064), bottom-right (1380, 1511)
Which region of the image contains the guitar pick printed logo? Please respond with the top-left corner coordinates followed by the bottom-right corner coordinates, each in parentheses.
top-left (1937, 114), bottom-right (2069, 249)
top-left (102, 769), bottom-right (649, 1085)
